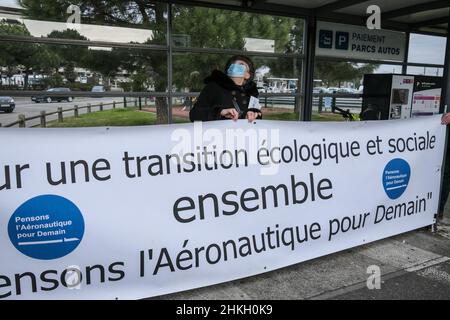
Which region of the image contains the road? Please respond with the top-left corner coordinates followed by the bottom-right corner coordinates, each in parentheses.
top-left (0, 97), bottom-right (139, 127)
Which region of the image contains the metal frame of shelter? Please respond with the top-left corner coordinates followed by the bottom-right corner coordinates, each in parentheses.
top-left (0, 1), bottom-right (449, 226)
top-left (0, 0), bottom-right (448, 122)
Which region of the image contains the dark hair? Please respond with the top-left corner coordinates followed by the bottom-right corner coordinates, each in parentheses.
top-left (224, 55), bottom-right (255, 80)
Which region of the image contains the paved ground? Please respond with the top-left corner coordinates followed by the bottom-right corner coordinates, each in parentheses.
top-left (0, 97), bottom-right (133, 127)
top-left (154, 210), bottom-right (450, 300)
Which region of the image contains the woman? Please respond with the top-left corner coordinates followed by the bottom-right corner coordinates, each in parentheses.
top-left (189, 55), bottom-right (262, 122)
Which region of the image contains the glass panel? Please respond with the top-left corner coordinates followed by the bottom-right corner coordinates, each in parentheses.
top-left (173, 52), bottom-right (302, 121)
top-left (312, 60), bottom-right (375, 121)
top-left (408, 33), bottom-right (446, 65)
top-left (256, 56), bottom-right (302, 122)
top-left (407, 66), bottom-right (443, 77)
top-left (373, 64), bottom-right (402, 74)
top-left (171, 95), bottom-right (303, 123)
top-left (0, 42), bottom-right (167, 92)
top-left (171, 97), bottom-right (191, 124)
top-left (173, 53), bottom-right (301, 92)
top-left (172, 4), bottom-right (304, 54)
top-left (172, 52), bottom-right (227, 92)
top-left (0, 1), bottom-right (166, 45)
top-left (0, 96), bottom-right (170, 127)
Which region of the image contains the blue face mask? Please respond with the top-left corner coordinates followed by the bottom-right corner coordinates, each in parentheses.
top-left (227, 63), bottom-right (246, 77)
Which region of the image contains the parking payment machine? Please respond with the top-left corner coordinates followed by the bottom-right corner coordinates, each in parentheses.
top-left (389, 75), bottom-right (415, 119)
top-left (361, 74), bottom-right (442, 120)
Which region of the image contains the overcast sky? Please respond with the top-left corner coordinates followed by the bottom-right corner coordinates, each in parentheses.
top-left (0, 0), bottom-right (19, 8)
top-left (376, 33), bottom-right (446, 75)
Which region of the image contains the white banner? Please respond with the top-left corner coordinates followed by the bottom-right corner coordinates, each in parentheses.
top-left (316, 21), bottom-right (406, 61)
top-left (0, 116), bottom-right (445, 299)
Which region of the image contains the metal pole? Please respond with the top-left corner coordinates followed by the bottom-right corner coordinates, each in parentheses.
top-left (402, 31), bottom-right (410, 75)
top-left (318, 95), bottom-right (323, 114)
top-left (57, 107), bottom-right (63, 122)
top-left (167, 2), bottom-right (173, 124)
top-left (436, 19), bottom-right (450, 226)
top-left (40, 110), bottom-right (46, 127)
top-left (301, 16), bottom-right (316, 121)
top-left (18, 114), bottom-right (25, 128)
top-left (440, 21), bottom-right (450, 114)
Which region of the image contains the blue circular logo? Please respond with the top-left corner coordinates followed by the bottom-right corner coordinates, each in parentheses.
top-left (382, 158), bottom-right (411, 200)
top-left (8, 195), bottom-right (84, 260)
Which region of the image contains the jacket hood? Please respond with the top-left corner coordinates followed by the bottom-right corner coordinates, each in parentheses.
top-left (204, 70), bottom-right (259, 97)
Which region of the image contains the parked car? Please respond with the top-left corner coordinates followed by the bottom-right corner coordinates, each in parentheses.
top-left (90, 85), bottom-right (106, 98)
top-left (336, 87), bottom-right (354, 94)
top-left (110, 87), bottom-right (124, 92)
top-left (267, 86), bottom-right (280, 93)
top-left (31, 88), bottom-right (74, 103)
top-left (313, 87), bottom-right (330, 94)
top-left (0, 96), bottom-right (15, 113)
top-left (327, 87), bottom-right (340, 93)
top-left (91, 85), bottom-right (105, 93)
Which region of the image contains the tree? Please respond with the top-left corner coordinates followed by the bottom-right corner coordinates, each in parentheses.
top-left (0, 27), bottom-right (17, 86)
top-left (315, 61), bottom-right (378, 87)
top-left (84, 48), bottom-right (124, 88)
top-left (31, 46), bottom-right (62, 88)
top-left (46, 29), bottom-right (128, 88)
top-left (19, 1), bottom-right (303, 121)
top-left (0, 21), bottom-right (61, 89)
top-left (0, 22), bottom-right (36, 88)
top-left (20, 0), bottom-right (169, 123)
top-left (171, 6), bottom-right (303, 91)
top-left (46, 30), bottom-right (89, 84)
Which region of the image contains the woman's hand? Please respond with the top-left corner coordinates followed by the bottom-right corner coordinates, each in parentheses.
top-left (220, 108), bottom-right (239, 121)
top-left (442, 113), bottom-right (450, 125)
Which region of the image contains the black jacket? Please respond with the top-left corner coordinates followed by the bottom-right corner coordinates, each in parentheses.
top-left (189, 70), bottom-right (262, 121)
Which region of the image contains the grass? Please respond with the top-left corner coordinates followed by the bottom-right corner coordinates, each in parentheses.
top-left (47, 108), bottom-right (187, 128)
top-left (47, 108), bottom-right (358, 128)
